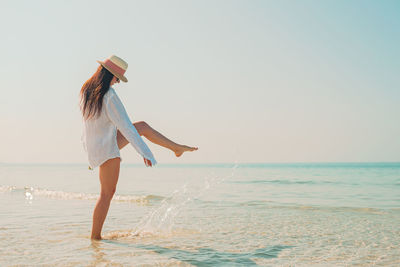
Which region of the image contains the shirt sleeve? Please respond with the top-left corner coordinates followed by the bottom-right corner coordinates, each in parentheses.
top-left (105, 92), bottom-right (157, 166)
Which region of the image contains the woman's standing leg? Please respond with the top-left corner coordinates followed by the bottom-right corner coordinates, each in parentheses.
top-left (117, 121), bottom-right (198, 156)
top-left (91, 157), bottom-right (120, 240)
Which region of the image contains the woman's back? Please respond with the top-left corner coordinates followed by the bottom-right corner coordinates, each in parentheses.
top-left (81, 87), bottom-right (120, 169)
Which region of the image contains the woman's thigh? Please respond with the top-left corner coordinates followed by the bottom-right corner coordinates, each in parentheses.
top-left (99, 157), bottom-right (120, 195)
top-left (117, 121), bottom-right (146, 149)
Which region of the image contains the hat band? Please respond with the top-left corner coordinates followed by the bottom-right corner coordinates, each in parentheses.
top-left (104, 59), bottom-right (126, 77)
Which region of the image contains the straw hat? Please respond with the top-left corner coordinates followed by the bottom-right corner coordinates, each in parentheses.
top-left (97, 55), bottom-right (128, 82)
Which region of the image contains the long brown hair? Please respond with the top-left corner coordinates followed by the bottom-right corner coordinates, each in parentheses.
top-left (80, 65), bottom-right (114, 120)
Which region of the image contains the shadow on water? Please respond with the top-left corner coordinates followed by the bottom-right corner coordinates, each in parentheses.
top-left (101, 240), bottom-right (292, 266)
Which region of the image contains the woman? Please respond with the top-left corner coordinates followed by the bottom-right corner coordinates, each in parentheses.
top-left (80, 55), bottom-right (198, 240)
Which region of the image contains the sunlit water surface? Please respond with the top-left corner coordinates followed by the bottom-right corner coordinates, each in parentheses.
top-left (1, 163), bottom-right (399, 266)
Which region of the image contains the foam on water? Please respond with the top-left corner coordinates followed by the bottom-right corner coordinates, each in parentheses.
top-left (0, 185), bottom-right (163, 204)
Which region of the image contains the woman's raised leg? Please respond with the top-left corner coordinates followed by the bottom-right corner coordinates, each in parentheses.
top-left (117, 121), bottom-right (198, 156)
top-left (91, 157), bottom-right (120, 240)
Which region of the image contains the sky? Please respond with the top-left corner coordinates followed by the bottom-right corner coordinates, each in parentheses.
top-left (0, 0), bottom-right (399, 164)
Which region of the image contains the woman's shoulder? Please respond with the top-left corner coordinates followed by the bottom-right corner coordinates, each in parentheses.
top-left (104, 87), bottom-right (117, 100)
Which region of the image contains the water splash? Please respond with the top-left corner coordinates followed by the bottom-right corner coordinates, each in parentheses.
top-left (132, 162), bottom-right (239, 237)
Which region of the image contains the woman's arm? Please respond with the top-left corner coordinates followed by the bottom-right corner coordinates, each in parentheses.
top-left (105, 92), bottom-right (157, 166)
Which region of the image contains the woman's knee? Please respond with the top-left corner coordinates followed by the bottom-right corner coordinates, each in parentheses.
top-left (134, 121), bottom-right (150, 136)
top-left (100, 188), bottom-right (116, 200)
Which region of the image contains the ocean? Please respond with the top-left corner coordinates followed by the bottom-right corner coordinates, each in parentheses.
top-left (1, 162), bottom-right (399, 266)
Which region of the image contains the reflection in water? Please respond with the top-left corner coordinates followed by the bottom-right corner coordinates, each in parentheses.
top-left (89, 240), bottom-right (112, 266)
top-left (102, 239), bottom-right (292, 266)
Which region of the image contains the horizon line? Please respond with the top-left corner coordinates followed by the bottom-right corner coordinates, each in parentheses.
top-left (1, 161), bottom-right (399, 165)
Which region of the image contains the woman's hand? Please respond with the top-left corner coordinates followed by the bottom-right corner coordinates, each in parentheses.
top-left (143, 157), bottom-right (152, 167)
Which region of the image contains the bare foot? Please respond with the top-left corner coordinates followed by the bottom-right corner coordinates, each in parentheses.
top-left (174, 145), bottom-right (198, 157)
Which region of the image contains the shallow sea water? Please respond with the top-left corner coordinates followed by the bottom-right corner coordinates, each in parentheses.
top-left (1, 163), bottom-right (399, 266)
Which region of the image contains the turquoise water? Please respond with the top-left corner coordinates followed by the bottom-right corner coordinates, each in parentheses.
top-left (0, 162), bottom-right (399, 266)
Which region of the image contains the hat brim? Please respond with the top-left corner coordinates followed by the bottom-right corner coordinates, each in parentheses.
top-left (97, 60), bottom-right (128, 82)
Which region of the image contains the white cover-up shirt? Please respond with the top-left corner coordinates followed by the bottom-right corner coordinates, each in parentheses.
top-left (81, 87), bottom-right (157, 169)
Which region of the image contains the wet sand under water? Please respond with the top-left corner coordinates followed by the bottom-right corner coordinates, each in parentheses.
top-left (1, 163), bottom-right (399, 266)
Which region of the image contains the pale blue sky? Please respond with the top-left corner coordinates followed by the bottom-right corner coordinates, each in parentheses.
top-left (1, 0), bottom-right (399, 164)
